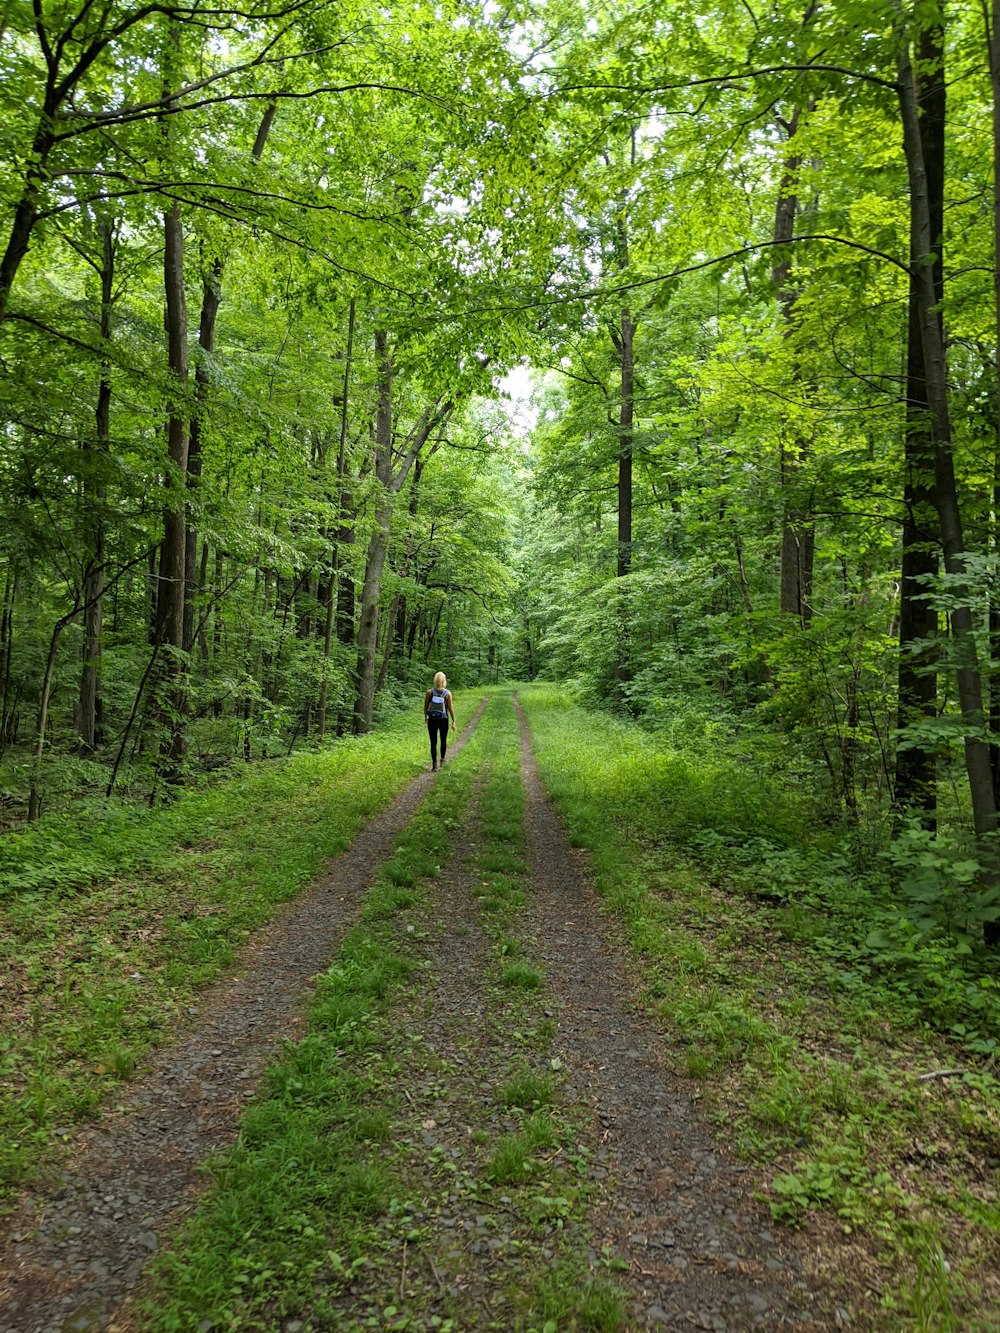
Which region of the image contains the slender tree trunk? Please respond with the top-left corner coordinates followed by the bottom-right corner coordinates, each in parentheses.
top-left (183, 257), bottom-right (221, 655)
top-left (29, 607), bottom-right (80, 819)
top-left (353, 333), bottom-right (452, 733)
top-left (333, 521), bottom-right (356, 737)
top-left (895, 13), bottom-right (944, 821)
top-left (79, 217), bottom-right (114, 752)
top-left (197, 539), bottom-right (210, 660)
top-left (319, 297), bottom-right (355, 740)
top-left (183, 104), bottom-right (276, 657)
top-left (376, 592), bottom-right (401, 694)
top-left (0, 566), bottom-right (16, 752)
top-left (156, 201), bottom-right (190, 652)
top-left (153, 198), bottom-right (191, 774)
top-left (773, 102), bottom-right (816, 622)
top-left (406, 611), bottom-right (419, 661)
top-left (987, 0), bottom-right (1000, 804)
top-left (353, 330), bottom-right (396, 733)
top-left (614, 309), bottom-right (636, 582)
top-left (897, 16), bottom-right (1000, 935)
top-left (211, 546), bottom-right (224, 718)
top-left (611, 306), bottom-right (636, 693)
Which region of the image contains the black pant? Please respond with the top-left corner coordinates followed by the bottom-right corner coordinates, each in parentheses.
top-left (428, 716), bottom-right (449, 763)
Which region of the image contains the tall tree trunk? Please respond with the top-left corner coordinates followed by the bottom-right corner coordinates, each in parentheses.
top-left (353, 331), bottom-right (394, 734)
top-left (0, 566), bottom-right (16, 753)
top-left (773, 102), bottom-right (816, 623)
top-left (352, 334), bottom-right (453, 734)
top-left (156, 201), bottom-right (190, 651)
top-left (319, 297), bottom-right (355, 740)
top-left (183, 257), bottom-right (221, 655)
top-left (613, 309), bottom-right (636, 582)
top-left (333, 521), bottom-right (356, 737)
top-left (895, 14), bottom-right (944, 821)
top-left (183, 103), bottom-right (276, 657)
top-left (897, 12), bottom-right (1000, 941)
top-left (79, 216), bottom-right (115, 752)
top-left (610, 306), bottom-right (636, 694)
top-left (197, 539), bottom-right (211, 660)
top-left (153, 198), bottom-right (191, 772)
top-left (987, 0), bottom-right (1000, 804)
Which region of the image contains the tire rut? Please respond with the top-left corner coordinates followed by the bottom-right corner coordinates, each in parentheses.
top-left (318, 757), bottom-right (580, 1329)
top-left (514, 699), bottom-right (834, 1331)
top-left (0, 706), bottom-right (487, 1333)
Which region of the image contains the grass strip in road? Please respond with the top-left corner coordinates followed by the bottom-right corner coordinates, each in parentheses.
top-left (517, 684), bottom-right (1000, 1331)
top-left (0, 703), bottom-right (485, 1204)
top-left (144, 734), bottom-right (479, 1331)
top-left (469, 695), bottom-right (627, 1332)
top-left (150, 696), bottom-right (625, 1332)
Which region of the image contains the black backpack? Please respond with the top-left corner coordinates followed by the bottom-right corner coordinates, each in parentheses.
top-left (428, 688), bottom-right (447, 718)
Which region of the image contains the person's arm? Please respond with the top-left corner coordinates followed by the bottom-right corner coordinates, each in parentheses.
top-left (447, 692), bottom-right (456, 728)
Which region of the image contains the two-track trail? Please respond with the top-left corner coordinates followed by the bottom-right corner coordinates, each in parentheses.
top-left (0, 696), bottom-right (855, 1331)
top-left (0, 712), bottom-right (487, 1333)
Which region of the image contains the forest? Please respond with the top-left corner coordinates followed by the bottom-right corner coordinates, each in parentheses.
top-left (3, 0), bottom-right (1000, 1325)
top-left (4, 0), bottom-right (1000, 941)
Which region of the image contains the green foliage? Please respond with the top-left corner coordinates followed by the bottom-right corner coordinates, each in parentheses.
top-left (885, 824), bottom-right (1000, 953)
top-left (488, 1112), bottom-right (558, 1185)
top-left (769, 1136), bottom-right (903, 1232)
top-left (499, 1069), bottom-right (556, 1111)
top-left (519, 684), bottom-right (1000, 1322)
top-left (0, 711), bottom-right (429, 1198)
top-left (501, 960), bottom-right (544, 990)
top-left (528, 1265), bottom-right (627, 1332)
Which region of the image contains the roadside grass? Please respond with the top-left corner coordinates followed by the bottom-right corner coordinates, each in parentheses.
top-left (0, 698), bottom-right (485, 1203)
top-left (145, 731), bottom-right (477, 1330)
top-left (151, 693), bottom-right (625, 1332)
top-left (517, 684), bottom-right (1000, 1330)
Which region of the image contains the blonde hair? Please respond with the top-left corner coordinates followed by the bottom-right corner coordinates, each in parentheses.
top-left (434, 672), bottom-right (446, 689)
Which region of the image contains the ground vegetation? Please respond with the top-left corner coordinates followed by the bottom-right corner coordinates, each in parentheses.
top-left (4, 0), bottom-right (1000, 1325)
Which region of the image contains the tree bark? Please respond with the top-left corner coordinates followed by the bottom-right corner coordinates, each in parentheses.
top-left (897, 15), bottom-right (1000, 920)
top-left (156, 202), bottom-right (190, 654)
top-left (613, 309), bottom-right (636, 582)
top-left (0, 566), bottom-right (16, 752)
top-left (352, 332), bottom-right (453, 734)
top-left (152, 196), bottom-right (191, 779)
top-left (987, 0), bottom-right (1000, 804)
top-left (319, 297), bottom-right (355, 740)
top-left (79, 216), bottom-right (114, 752)
top-left (773, 102), bottom-right (815, 623)
top-left (610, 306), bottom-right (636, 692)
top-left (353, 330), bottom-right (394, 734)
top-left (183, 103), bottom-right (276, 656)
top-left (182, 257), bottom-right (221, 655)
top-left (895, 13), bottom-right (944, 821)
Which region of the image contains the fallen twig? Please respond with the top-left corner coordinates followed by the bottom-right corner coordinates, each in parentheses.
top-left (426, 1252), bottom-right (445, 1294)
top-left (918, 1068), bottom-right (965, 1082)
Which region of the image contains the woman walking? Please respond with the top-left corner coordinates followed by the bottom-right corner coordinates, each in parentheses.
top-left (424, 671), bottom-right (456, 771)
